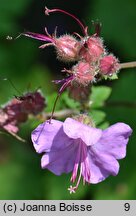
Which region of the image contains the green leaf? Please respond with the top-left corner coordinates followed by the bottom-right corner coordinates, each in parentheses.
top-left (91, 86), bottom-right (112, 108)
top-left (103, 74), bottom-right (118, 80)
top-left (91, 110), bottom-right (106, 126)
top-left (46, 92), bottom-right (65, 112)
top-left (61, 91), bottom-right (80, 109)
top-left (46, 91), bottom-right (80, 113)
top-left (98, 121), bottom-right (109, 129)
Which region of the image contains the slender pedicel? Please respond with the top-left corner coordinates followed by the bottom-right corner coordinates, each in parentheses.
top-left (45, 7), bottom-right (88, 36)
top-left (49, 75), bottom-right (74, 123)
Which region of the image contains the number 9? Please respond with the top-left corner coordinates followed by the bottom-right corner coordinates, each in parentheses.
top-left (124, 203), bottom-right (130, 211)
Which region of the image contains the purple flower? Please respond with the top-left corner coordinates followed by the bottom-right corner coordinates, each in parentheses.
top-left (31, 118), bottom-right (132, 193)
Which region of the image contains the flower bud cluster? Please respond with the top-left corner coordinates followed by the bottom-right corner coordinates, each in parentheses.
top-left (23, 7), bottom-right (120, 89)
top-left (22, 7), bottom-right (120, 104)
top-left (60, 35), bottom-right (119, 86)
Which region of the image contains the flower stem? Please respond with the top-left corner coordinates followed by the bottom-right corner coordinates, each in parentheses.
top-left (120, 61), bottom-right (136, 69)
top-left (45, 7), bottom-right (87, 36)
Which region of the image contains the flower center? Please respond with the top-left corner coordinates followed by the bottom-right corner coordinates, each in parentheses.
top-left (68, 139), bottom-right (91, 194)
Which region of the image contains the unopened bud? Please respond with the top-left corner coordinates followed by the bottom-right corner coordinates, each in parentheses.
top-left (79, 36), bottom-right (104, 62)
top-left (99, 55), bottom-right (120, 75)
top-left (72, 61), bottom-right (95, 85)
top-left (55, 35), bottom-right (81, 62)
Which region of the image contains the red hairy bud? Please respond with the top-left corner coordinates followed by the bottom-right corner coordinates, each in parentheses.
top-left (79, 36), bottom-right (104, 62)
top-left (72, 61), bottom-right (95, 85)
top-left (99, 55), bottom-right (120, 75)
top-left (55, 35), bottom-right (81, 62)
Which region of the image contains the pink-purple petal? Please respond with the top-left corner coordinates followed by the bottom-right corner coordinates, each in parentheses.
top-left (83, 122), bottom-right (132, 184)
top-left (63, 118), bottom-right (102, 146)
top-left (22, 32), bottom-right (53, 42)
top-left (95, 123), bottom-right (132, 159)
top-left (31, 117), bottom-right (132, 190)
top-left (41, 141), bottom-right (78, 175)
top-left (86, 149), bottom-right (120, 183)
top-left (31, 119), bottom-right (72, 153)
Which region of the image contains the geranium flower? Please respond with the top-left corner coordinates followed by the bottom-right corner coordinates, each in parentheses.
top-left (31, 117), bottom-right (132, 193)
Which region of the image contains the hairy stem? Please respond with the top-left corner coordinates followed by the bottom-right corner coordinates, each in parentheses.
top-left (120, 61), bottom-right (136, 69)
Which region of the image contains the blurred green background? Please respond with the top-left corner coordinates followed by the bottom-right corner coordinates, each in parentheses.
top-left (0, 0), bottom-right (136, 199)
